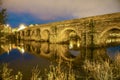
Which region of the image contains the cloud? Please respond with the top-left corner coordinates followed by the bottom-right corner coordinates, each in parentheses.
top-left (2, 0), bottom-right (120, 20)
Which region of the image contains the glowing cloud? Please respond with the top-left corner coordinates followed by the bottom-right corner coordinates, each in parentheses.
top-left (2, 0), bottom-right (120, 20)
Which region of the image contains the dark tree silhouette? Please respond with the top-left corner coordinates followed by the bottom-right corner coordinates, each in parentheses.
top-left (0, 0), bottom-right (7, 38)
top-left (0, 0), bottom-right (7, 25)
top-left (0, 8), bottom-right (6, 25)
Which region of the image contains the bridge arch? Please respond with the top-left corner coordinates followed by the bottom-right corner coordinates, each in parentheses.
top-left (98, 26), bottom-right (120, 45)
top-left (35, 28), bottom-right (41, 36)
top-left (59, 28), bottom-right (81, 43)
top-left (41, 30), bottom-right (50, 41)
top-left (34, 28), bottom-right (41, 41)
top-left (20, 31), bottom-right (25, 36)
top-left (26, 29), bottom-right (31, 36)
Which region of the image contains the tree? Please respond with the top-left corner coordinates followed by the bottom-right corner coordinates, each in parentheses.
top-left (0, 0), bottom-right (7, 25)
top-left (0, 8), bottom-right (6, 25)
top-left (0, 0), bottom-right (7, 37)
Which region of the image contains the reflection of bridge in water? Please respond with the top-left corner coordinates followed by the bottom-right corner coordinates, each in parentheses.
top-left (0, 41), bottom-right (110, 62)
top-left (15, 12), bottom-right (120, 47)
top-left (15, 41), bottom-right (78, 61)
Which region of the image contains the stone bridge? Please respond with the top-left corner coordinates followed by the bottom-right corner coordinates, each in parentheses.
top-left (15, 12), bottom-right (120, 47)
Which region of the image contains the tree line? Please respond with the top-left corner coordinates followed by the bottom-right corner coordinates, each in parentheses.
top-left (0, 0), bottom-right (7, 38)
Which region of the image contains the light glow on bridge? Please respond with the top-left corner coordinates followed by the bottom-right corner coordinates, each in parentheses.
top-left (69, 41), bottom-right (73, 49)
top-left (77, 40), bottom-right (80, 47)
top-left (106, 38), bottom-right (120, 43)
top-left (109, 33), bottom-right (120, 37)
top-left (17, 47), bottom-right (25, 54)
top-left (17, 24), bottom-right (26, 31)
top-left (5, 24), bottom-right (10, 27)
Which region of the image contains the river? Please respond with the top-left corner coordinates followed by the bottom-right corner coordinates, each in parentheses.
top-left (0, 40), bottom-right (120, 80)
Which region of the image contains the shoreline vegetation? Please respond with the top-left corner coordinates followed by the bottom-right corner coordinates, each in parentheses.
top-left (0, 53), bottom-right (120, 80)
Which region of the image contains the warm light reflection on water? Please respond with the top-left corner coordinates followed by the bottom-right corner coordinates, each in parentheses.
top-left (0, 40), bottom-right (120, 79)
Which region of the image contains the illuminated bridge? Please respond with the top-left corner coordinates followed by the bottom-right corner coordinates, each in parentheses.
top-left (15, 12), bottom-right (120, 47)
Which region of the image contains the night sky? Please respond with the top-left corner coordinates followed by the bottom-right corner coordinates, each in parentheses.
top-left (2, 0), bottom-right (120, 27)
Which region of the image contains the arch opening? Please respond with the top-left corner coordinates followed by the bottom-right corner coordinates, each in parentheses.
top-left (35, 29), bottom-right (41, 41)
top-left (36, 29), bottom-right (40, 37)
top-left (41, 30), bottom-right (50, 42)
top-left (21, 31), bottom-right (24, 36)
top-left (26, 30), bottom-right (31, 36)
top-left (100, 28), bottom-right (120, 46)
top-left (60, 29), bottom-right (81, 49)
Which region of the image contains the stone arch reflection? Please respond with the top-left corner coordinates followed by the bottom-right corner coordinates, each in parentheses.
top-left (41, 42), bottom-right (50, 54)
top-left (14, 41), bottom-right (78, 61)
top-left (73, 47), bottom-right (110, 66)
top-left (56, 44), bottom-right (76, 61)
top-left (0, 40), bottom-right (112, 65)
top-left (13, 41), bottom-right (111, 63)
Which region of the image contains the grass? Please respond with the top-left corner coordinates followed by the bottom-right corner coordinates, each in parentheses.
top-left (0, 63), bottom-right (23, 80)
top-left (83, 60), bottom-right (113, 80)
top-left (30, 57), bottom-right (75, 80)
top-left (31, 66), bottom-right (41, 80)
top-left (83, 53), bottom-right (120, 80)
top-left (47, 62), bottom-right (75, 80)
top-left (0, 54), bottom-right (120, 80)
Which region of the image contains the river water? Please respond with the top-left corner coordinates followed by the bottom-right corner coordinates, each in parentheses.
top-left (0, 40), bottom-right (120, 79)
